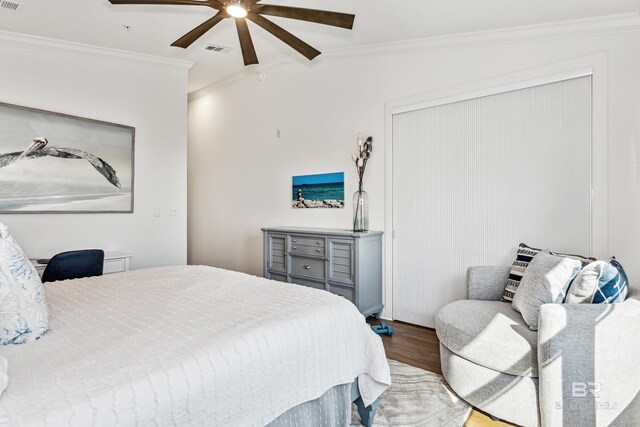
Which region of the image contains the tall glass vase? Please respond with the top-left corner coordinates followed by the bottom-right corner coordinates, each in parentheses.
top-left (353, 183), bottom-right (369, 232)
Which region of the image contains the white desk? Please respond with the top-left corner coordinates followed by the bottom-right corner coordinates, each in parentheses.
top-left (31, 252), bottom-right (132, 276)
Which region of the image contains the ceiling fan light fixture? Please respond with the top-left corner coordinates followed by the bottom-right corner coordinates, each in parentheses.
top-left (225, 1), bottom-right (248, 18)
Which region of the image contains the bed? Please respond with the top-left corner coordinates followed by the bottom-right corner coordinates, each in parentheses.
top-left (0, 265), bottom-right (391, 426)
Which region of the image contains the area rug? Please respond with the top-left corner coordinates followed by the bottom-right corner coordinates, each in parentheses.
top-left (352, 359), bottom-right (472, 426)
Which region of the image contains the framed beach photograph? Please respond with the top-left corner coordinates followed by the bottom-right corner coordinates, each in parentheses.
top-left (292, 172), bottom-right (344, 209)
top-left (0, 102), bottom-right (134, 213)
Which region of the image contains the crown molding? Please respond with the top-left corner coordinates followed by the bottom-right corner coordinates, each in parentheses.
top-left (0, 30), bottom-right (194, 70)
top-left (189, 12), bottom-right (640, 100)
top-left (325, 12), bottom-right (640, 59)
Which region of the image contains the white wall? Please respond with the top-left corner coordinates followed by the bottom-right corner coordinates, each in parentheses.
top-left (188, 21), bottom-right (640, 297)
top-left (0, 34), bottom-right (190, 268)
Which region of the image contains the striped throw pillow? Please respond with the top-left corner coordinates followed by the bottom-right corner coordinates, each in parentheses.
top-left (502, 244), bottom-right (540, 302)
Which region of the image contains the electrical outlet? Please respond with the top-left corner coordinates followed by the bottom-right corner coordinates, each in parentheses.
top-left (168, 208), bottom-right (178, 216)
top-left (152, 208), bottom-right (161, 217)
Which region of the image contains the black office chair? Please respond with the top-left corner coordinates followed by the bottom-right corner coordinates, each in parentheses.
top-left (41, 249), bottom-right (105, 283)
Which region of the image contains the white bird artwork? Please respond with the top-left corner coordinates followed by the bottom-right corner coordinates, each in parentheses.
top-left (0, 137), bottom-right (122, 188)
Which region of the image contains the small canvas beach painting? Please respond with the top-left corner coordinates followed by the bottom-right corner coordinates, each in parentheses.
top-left (292, 172), bottom-right (344, 209)
top-left (0, 102), bottom-right (134, 213)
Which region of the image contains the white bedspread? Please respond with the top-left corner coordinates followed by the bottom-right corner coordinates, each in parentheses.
top-left (0, 266), bottom-right (390, 426)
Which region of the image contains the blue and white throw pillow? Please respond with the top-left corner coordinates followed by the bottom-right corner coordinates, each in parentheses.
top-left (0, 223), bottom-right (49, 345)
top-left (566, 258), bottom-right (629, 304)
top-left (502, 244), bottom-right (541, 302)
top-left (0, 270), bottom-right (30, 345)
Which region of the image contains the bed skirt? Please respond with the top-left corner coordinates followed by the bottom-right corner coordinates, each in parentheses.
top-left (266, 379), bottom-right (378, 427)
top-left (267, 383), bottom-right (351, 427)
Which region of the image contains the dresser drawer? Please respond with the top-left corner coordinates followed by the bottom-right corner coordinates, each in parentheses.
top-left (290, 235), bottom-right (326, 258)
top-left (291, 276), bottom-right (325, 290)
top-left (290, 235), bottom-right (325, 248)
top-left (328, 284), bottom-right (355, 304)
top-left (290, 256), bottom-right (325, 280)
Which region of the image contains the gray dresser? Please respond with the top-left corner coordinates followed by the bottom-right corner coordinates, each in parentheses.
top-left (261, 227), bottom-right (383, 318)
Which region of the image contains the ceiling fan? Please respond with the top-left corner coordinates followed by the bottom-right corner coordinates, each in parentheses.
top-left (108, 0), bottom-right (356, 66)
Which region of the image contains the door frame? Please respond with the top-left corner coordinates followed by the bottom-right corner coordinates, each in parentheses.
top-left (382, 53), bottom-right (608, 320)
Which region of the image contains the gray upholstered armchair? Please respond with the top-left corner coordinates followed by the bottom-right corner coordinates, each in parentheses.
top-left (435, 266), bottom-right (640, 427)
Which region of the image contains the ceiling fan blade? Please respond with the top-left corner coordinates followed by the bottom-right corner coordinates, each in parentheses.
top-left (109, 0), bottom-right (215, 6)
top-left (251, 5), bottom-right (355, 29)
top-left (171, 10), bottom-right (227, 49)
top-left (247, 13), bottom-right (320, 61)
top-left (235, 18), bottom-right (259, 65)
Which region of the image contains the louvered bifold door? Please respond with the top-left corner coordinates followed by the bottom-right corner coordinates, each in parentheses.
top-left (392, 76), bottom-right (592, 327)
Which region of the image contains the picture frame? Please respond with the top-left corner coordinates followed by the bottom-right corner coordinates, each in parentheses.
top-left (292, 172), bottom-right (344, 209)
top-left (0, 102), bottom-right (135, 213)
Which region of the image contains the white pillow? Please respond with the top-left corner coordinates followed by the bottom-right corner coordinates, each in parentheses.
top-left (0, 355), bottom-right (7, 399)
top-left (0, 223), bottom-right (49, 344)
top-left (512, 251), bottom-right (581, 330)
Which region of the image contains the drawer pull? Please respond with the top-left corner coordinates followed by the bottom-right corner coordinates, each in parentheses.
top-left (316, 241), bottom-right (321, 245)
top-left (338, 294), bottom-right (344, 297)
top-left (292, 246), bottom-right (297, 250)
top-left (316, 248), bottom-right (321, 253)
top-left (303, 265), bottom-right (311, 270)
top-left (292, 239), bottom-right (297, 243)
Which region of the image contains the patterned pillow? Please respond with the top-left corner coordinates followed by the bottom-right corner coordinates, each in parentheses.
top-left (502, 243), bottom-right (594, 302)
top-left (502, 244), bottom-right (541, 302)
top-left (606, 258), bottom-right (629, 302)
top-left (566, 258), bottom-right (629, 304)
top-left (0, 271), bottom-right (30, 345)
top-left (0, 223), bottom-right (49, 345)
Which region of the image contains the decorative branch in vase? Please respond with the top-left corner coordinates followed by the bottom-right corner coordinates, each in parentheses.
top-left (352, 134), bottom-right (373, 232)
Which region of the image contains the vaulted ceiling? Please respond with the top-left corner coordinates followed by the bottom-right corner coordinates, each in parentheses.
top-left (1, 0), bottom-right (639, 92)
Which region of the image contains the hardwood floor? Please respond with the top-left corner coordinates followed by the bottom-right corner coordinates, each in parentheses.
top-left (369, 319), bottom-right (516, 427)
top-left (375, 319), bottom-right (443, 375)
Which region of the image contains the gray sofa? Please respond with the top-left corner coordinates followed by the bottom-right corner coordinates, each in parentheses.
top-left (435, 266), bottom-right (640, 427)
